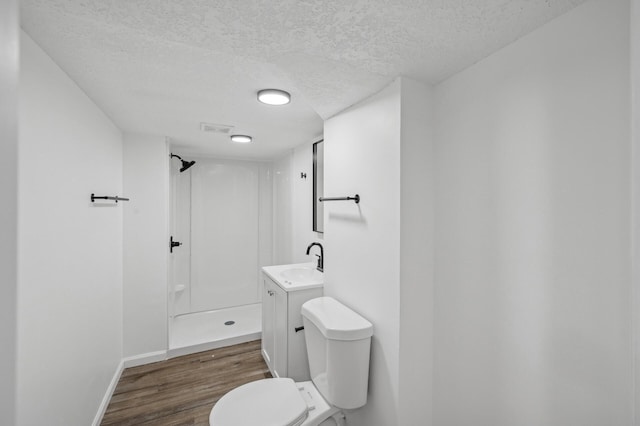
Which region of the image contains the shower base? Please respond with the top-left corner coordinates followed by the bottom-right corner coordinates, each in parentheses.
top-left (169, 303), bottom-right (261, 358)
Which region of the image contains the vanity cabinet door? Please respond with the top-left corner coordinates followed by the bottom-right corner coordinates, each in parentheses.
top-left (261, 276), bottom-right (288, 378)
top-left (260, 272), bottom-right (323, 381)
top-left (261, 277), bottom-right (275, 371)
top-left (273, 283), bottom-right (288, 378)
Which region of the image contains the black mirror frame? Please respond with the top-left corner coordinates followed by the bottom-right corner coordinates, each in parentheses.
top-left (312, 139), bottom-right (324, 233)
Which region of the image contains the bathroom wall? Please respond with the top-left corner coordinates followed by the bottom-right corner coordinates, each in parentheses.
top-left (291, 140), bottom-right (324, 263)
top-left (324, 77), bottom-right (435, 426)
top-left (259, 160), bottom-right (275, 276)
top-left (123, 133), bottom-right (168, 359)
top-left (398, 78), bottom-right (435, 426)
top-left (324, 2), bottom-right (632, 425)
top-left (324, 80), bottom-right (402, 426)
top-left (632, 0), bottom-right (640, 421)
top-left (18, 32), bottom-right (124, 426)
top-left (273, 153), bottom-right (293, 264)
top-left (273, 138), bottom-right (324, 265)
top-left (0, 1), bottom-right (18, 424)
top-left (434, 0), bottom-right (631, 424)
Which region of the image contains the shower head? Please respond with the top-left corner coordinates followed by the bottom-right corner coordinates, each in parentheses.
top-left (180, 160), bottom-right (196, 172)
top-left (170, 154), bottom-right (196, 173)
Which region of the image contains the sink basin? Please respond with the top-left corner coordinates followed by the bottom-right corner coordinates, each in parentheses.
top-left (262, 262), bottom-right (324, 291)
top-left (280, 267), bottom-right (323, 284)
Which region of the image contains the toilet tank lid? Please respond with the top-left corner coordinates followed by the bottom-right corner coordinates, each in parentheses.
top-left (301, 297), bottom-right (373, 341)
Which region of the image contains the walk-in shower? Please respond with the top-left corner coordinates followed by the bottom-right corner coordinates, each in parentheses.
top-left (168, 154), bottom-right (272, 356)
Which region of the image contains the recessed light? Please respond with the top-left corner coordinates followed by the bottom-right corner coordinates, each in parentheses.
top-left (257, 89), bottom-right (291, 106)
top-left (231, 134), bottom-right (252, 143)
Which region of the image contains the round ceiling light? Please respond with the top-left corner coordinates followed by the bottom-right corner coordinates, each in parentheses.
top-left (257, 89), bottom-right (291, 106)
top-left (230, 134), bottom-right (252, 143)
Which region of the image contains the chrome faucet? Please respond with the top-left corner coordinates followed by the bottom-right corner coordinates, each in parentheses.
top-left (306, 242), bottom-right (324, 272)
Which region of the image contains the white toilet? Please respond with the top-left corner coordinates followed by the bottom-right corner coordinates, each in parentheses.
top-left (209, 297), bottom-right (373, 426)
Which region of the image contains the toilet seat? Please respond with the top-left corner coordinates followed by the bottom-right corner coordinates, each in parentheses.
top-left (209, 378), bottom-right (308, 426)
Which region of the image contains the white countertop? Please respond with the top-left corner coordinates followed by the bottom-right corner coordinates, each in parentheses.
top-left (262, 262), bottom-right (324, 292)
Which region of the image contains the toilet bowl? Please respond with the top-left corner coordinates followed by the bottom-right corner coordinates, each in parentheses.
top-left (209, 378), bottom-right (342, 426)
top-left (209, 297), bottom-right (373, 426)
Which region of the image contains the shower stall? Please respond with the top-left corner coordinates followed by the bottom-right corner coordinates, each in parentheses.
top-left (168, 154), bottom-right (272, 356)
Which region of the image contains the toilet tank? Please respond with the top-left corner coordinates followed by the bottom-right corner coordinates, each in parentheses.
top-left (301, 297), bottom-right (373, 409)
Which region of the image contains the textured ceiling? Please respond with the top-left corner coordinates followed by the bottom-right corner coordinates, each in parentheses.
top-left (20, 0), bottom-right (587, 159)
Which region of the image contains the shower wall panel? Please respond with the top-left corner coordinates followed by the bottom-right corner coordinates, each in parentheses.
top-left (189, 158), bottom-right (262, 312)
top-left (170, 165), bottom-right (191, 316)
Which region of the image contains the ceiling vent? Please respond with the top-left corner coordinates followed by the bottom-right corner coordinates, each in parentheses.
top-left (200, 122), bottom-right (234, 134)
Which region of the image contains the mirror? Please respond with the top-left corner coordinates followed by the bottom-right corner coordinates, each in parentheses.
top-left (313, 140), bottom-right (324, 233)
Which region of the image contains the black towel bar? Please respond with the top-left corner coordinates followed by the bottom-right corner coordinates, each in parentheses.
top-left (91, 193), bottom-right (130, 203)
top-left (319, 194), bottom-right (360, 204)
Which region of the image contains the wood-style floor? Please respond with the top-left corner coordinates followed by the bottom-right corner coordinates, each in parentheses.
top-left (101, 340), bottom-right (271, 426)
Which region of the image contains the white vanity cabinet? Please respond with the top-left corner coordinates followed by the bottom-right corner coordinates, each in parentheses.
top-left (261, 264), bottom-right (323, 382)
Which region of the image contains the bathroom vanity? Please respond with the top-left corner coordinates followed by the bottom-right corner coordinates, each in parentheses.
top-left (261, 263), bottom-right (323, 381)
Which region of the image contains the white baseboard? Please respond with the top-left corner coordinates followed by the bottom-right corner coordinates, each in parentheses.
top-left (92, 350), bottom-right (167, 426)
top-left (92, 359), bottom-right (124, 426)
top-left (123, 350), bottom-right (167, 368)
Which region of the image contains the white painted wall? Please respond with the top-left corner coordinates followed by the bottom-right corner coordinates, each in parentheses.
top-left (273, 138), bottom-right (324, 266)
top-left (324, 80), bottom-right (403, 426)
top-left (292, 140), bottom-right (324, 263)
top-left (434, 1), bottom-right (631, 424)
top-left (324, 77), bottom-right (436, 426)
top-left (273, 153), bottom-right (293, 264)
top-left (123, 133), bottom-right (168, 358)
top-left (632, 0), bottom-right (640, 422)
top-left (18, 33), bottom-right (123, 426)
top-left (0, 1), bottom-right (18, 424)
top-left (398, 78), bottom-right (435, 426)
top-left (259, 160), bottom-right (274, 274)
